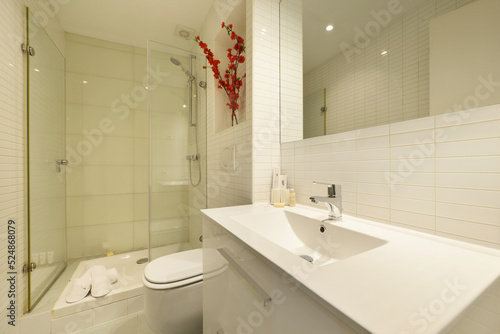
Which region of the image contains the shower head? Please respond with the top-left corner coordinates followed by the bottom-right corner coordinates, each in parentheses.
top-left (170, 57), bottom-right (195, 81)
top-left (170, 57), bottom-right (182, 66)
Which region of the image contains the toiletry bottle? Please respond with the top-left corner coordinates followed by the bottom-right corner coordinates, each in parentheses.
top-left (289, 189), bottom-right (296, 207)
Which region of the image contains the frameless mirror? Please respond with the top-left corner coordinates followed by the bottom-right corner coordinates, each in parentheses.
top-left (280, 0), bottom-right (500, 143)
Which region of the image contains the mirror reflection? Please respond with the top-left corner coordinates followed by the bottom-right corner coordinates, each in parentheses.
top-left (280, 0), bottom-right (500, 142)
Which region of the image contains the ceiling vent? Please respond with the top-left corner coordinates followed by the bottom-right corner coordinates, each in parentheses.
top-left (175, 24), bottom-right (197, 40)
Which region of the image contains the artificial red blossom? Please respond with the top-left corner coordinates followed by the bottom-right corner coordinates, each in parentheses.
top-left (195, 23), bottom-right (246, 126)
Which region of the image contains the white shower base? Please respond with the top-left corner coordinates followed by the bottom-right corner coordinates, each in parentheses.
top-left (49, 242), bottom-right (193, 332)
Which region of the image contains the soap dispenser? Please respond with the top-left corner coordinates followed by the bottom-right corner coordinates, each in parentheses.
top-left (289, 189), bottom-right (296, 207)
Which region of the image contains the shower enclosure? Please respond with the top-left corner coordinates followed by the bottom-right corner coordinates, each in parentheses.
top-left (147, 41), bottom-right (207, 260)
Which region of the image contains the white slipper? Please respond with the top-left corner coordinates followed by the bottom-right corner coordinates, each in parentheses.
top-left (107, 268), bottom-right (119, 284)
top-left (65, 268), bottom-right (92, 303)
top-left (91, 265), bottom-right (111, 298)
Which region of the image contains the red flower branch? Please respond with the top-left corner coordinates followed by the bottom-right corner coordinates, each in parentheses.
top-left (195, 22), bottom-right (246, 126)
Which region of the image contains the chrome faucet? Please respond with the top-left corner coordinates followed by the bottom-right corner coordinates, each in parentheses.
top-left (309, 181), bottom-right (342, 221)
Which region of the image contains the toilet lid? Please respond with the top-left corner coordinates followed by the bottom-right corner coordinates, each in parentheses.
top-left (145, 249), bottom-right (202, 284)
top-left (144, 248), bottom-right (226, 284)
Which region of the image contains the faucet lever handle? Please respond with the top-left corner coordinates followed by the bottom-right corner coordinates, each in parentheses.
top-left (312, 181), bottom-right (340, 198)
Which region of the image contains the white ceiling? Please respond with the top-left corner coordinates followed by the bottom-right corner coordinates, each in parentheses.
top-left (57, 0), bottom-right (215, 50)
top-left (303, 0), bottom-right (428, 72)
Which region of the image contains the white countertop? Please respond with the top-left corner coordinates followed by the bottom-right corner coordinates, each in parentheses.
top-left (202, 204), bottom-right (500, 334)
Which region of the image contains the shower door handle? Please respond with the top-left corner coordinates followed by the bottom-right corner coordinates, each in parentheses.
top-left (56, 159), bottom-right (68, 173)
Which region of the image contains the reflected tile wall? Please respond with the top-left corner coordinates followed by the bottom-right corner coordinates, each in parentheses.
top-left (302, 0), bottom-right (476, 137)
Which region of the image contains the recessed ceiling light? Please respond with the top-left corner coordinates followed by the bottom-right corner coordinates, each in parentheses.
top-left (34, 68), bottom-right (40, 72)
top-left (326, 25), bottom-right (334, 31)
top-left (182, 104), bottom-right (187, 108)
top-left (82, 80), bottom-right (88, 84)
top-left (381, 49), bottom-right (389, 56)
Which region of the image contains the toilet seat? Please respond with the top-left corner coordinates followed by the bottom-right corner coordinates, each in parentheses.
top-left (142, 248), bottom-right (227, 290)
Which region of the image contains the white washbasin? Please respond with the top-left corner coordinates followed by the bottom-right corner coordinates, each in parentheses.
top-left (230, 210), bottom-right (387, 266)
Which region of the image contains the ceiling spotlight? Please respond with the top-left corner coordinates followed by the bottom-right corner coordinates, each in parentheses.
top-left (326, 25), bottom-right (334, 31)
top-left (34, 68), bottom-right (40, 72)
top-left (82, 80), bottom-right (88, 84)
top-left (381, 49), bottom-right (389, 56)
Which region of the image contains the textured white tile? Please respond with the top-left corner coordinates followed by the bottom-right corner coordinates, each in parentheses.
top-left (436, 173), bottom-right (500, 191)
top-left (435, 120), bottom-right (500, 142)
top-left (391, 197), bottom-right (435, 216)
top-left (357, 136), bottom-right (390, 150)
top-left (436, 202), bottom-right (500, 227)
top-left (127, 295), bottom-right (144, 314)
top-left (435, 105), bottom-right (500, 128)
top-left (357, 160), bottom-right (390, 172)
top-left (391, 172), bottom-right (435, 187)
top-left (436, 138), bottom-right (500, 158)
top-left (52, 311), bottom-right (93, 333)
top-left (92, 300), bottom-right (128, 325)
top-left (436, 217), bottom-right (500, 244)
top-left (391, 209), bottom-right (435, 231)
top-left (357, 193), bottom-right (390, 207)
top-left (357, 204), bottom-right (390, 221)
top-left (390, 157), bottom-right (435, 173)
top-left (390, 129), bottom-right (434, 146)
top-left (436, 156), bottom-right (500, 173)
top-left (331, 140), bottom-right (356, 152)
top-left (436, 188), bottom-right (500, 209)
top-left (390, 184), bottom-right (435, 201)
top-left (356, 124), bottom-right (389, 138)
top-left (390, 116), bottom-right (435, 134)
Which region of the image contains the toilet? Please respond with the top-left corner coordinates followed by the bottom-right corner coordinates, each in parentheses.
top-left (142, 248), bottom-right (226, 334)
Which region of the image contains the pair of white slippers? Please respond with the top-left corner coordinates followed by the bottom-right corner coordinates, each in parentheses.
top-left (66, 266), bottom-right (118, 303)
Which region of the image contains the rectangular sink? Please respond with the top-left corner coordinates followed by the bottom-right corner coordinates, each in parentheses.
top-left (231, 210), bottom-right (387, 266)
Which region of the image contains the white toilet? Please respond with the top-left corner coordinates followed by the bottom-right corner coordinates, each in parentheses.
top-left (142, 248), bottom-right (226, 334)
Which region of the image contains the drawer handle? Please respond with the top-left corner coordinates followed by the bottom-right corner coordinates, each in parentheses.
top-left (218, 248), bottom-right (272, 307)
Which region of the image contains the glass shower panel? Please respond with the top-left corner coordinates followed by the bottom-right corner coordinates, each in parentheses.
top-left (27, 9), bottom-right (66, 308)
top-left (148, 42), bottom-right (206, 260)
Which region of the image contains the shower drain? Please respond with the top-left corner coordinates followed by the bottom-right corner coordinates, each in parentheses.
top-left (136, 258), bottom-right (148, 264)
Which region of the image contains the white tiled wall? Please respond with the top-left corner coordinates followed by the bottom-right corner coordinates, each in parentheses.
top-left (251, 0), bottom-right (281, 203)
top-left (279, 0), bottom-right (303, 143)
top-left (282, 104), bottom-right (500, 249)
top-left (303, 0), bottom-right (476, 137)
top-left (0, 0), bottom-right (65, 331)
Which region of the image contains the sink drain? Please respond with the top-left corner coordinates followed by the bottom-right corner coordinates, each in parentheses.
top-left (299, 255), bottom-right (314, 263)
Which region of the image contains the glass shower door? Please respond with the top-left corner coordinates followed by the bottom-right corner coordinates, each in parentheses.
top-left (27, 9), bottom-right (67, 309)
top-left (147, 41), bottom-right (207, 260)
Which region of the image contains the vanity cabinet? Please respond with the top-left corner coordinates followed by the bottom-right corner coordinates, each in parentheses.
top-left (202, 216), bottom-right (362, 334)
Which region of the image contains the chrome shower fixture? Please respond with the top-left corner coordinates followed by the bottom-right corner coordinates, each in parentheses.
top-left (170, 57), bottom-right (195, 81)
